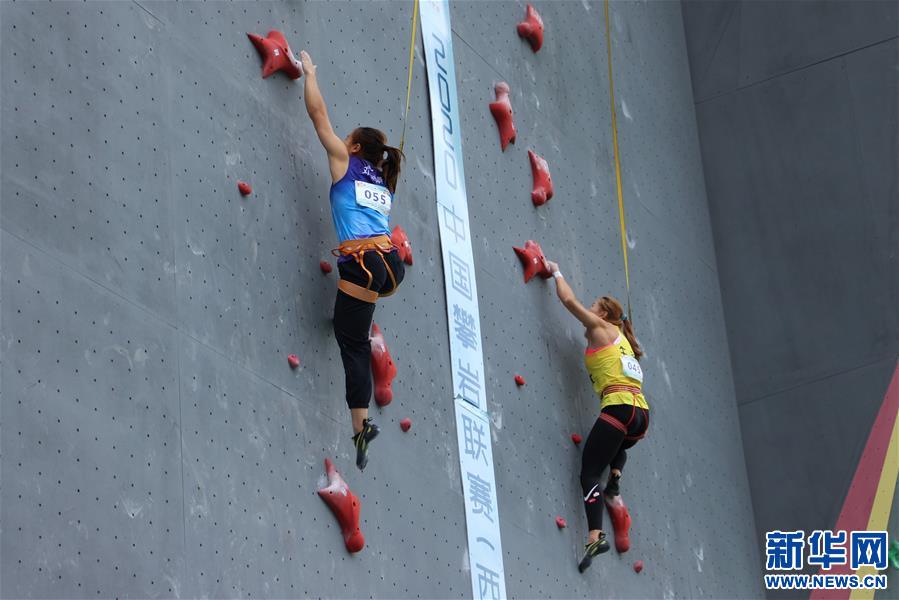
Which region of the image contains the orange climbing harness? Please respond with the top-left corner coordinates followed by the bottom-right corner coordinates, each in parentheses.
top-left (599, 385), bottom-right (649, 441)
top-left (332, 235), bottom-right (399, 303)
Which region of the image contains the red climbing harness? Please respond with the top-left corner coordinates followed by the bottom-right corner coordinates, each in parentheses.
top-left (599, 385), bottom-right (649, 441)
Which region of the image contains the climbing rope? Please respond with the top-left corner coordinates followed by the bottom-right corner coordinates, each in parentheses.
top-left (603, 0), bottom-right (632, 322)
top-left (398, 0), bottom-right (420, 155)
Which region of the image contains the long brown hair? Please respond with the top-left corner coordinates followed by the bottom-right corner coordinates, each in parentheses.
top-left (597, 295), bottom-right (643, 360)
top-left (350, 127), bottom-right (404, 193)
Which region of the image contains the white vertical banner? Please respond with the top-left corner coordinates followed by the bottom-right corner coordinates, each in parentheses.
top-left (420, 0), bottom-right (486, 412)
top-left (420, 1), bottom-right (506, 599)
top-left (455, 399), bottom-right (506, 600)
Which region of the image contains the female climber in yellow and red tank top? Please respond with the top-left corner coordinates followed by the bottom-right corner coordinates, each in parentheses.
top-left (543, 258), bottom-right (649, 574)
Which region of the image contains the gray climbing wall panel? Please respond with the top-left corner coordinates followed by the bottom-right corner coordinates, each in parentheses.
top-left (1, 1), bottom-right (761, 598)
top-left (681, 3), bottom-right (899, 594)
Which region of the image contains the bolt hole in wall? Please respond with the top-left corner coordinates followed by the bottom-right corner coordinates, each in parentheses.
top-left (1, 1), bottom-right (759, 598)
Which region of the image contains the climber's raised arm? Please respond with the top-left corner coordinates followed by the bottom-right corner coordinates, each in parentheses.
top-left (300, 50), bottom-right (349, 182)
top-left (545, 260), bottom-right (603, 330)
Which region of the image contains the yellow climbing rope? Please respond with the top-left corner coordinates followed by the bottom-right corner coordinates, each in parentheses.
top-left (603, 0), bottom-right (632, 322)
top-left (398, 0), bottom-right (420, 155)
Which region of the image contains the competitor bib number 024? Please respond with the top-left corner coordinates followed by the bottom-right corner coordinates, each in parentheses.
top-left (355, 181), bottom-right (391, 215)
top-left (621, 355), bottom-right (644, 382)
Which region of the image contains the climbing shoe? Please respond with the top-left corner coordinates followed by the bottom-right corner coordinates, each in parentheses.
top-left (352, 418), bottom-right (380, 471)
top-left (604, 473), bottom-right (621, 497)
top-left (578, 535), bottom-right (611, 573)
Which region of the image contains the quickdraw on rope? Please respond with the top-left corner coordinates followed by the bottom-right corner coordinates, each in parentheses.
top-left (398, 0), bottom-right (420, 155)
top-left (603, 0), bottom-right (633, 323)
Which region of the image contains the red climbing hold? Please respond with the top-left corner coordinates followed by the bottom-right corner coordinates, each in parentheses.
top-left (517, 4), bottom-right (545, 53)
top-left (489, 82), bottom-right (517, 151)
top-left (571, 433), bottom-right (583, 445)
top-left (287, 354), bottom-right (300, 369)
top-left (317, 458), bottom-right (365, 553)
top-left (399, 418), bottom-right (412, 432)
top-left (370, 322), bottom-right (397, 407)
top-left (528, 150), bottom-right (554, 206)
top-left (247, 30), bottom-right (303, 80)
top-left (555, 516), bottom-right (567, 529)
top-left (605, 494), bottom-right (632, 553)
top-left (391, 225), bottom-right (413, 266)
top-left (320, 260), bottom-right (333, 274)
top-left (514, 374), bottom-right (526, 386)
top-left (633, 560), bottom-right (644, 573)
top-left (513, 240), bottom-right (552, 283)
top-left (237, 181), bottom-right (252, 196)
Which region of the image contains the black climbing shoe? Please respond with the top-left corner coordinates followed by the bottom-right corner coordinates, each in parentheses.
top-left (604, 473), bottom-right (621, 497)
top-left (352, 418), bottom-right (380, 471)
top-left (578, 535), bottom-right (611, 573)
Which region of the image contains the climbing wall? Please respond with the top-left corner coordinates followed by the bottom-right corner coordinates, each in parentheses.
top-left (451, 2), bottom-right (761, 597)
top-left (0, 1), bottom-right (761, 598)
top-left (682, 0), bottom-right (899, 575)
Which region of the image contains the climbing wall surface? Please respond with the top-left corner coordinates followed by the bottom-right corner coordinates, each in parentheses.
top-left (1, 1), bottom-right (761, 598)
top-left (681, 1), bottom-right (899, 589)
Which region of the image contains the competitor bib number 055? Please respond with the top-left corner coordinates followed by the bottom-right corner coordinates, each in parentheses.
top-left (355, 181), bottom-right (391, 215)
top-left (621, 355), bottom-right (644, 382)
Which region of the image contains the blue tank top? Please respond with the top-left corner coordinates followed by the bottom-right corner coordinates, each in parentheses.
top-left (329, 156), bottom-right (392, 243)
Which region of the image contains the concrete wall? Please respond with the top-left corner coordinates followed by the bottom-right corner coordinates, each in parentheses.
top-left (1, 1), bottom-right (760, 597)
top-left (682, 0), bottom-right (899, 579)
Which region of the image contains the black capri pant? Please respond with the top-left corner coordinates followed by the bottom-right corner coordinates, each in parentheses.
top-left (332, 249), bottom-right (405, 410)
top-left (580, 403), bottom-right (649, 531)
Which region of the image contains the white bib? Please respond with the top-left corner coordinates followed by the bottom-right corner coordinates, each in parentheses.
top-left (620, 355), bottom-right (644, 383)
top-left (355, 180), bottom-right (392, 216)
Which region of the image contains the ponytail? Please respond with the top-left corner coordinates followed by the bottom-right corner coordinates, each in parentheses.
top-left (348, 127), bottom-right (405, 193)
top-left (620, 317), bottom-right (643, 360)
top-left (381, 145), bottom-right (405, 194)
top-left (597, 295), bottom-right (643, 360)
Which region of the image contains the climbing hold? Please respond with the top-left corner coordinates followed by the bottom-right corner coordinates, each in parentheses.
top-left (287, 354), bottom-right (300, 369)
top-left (489, 82), bottom-right (517, 151)
top-left (370, 323), bottom-right (397, 407)
top-left (514, 374), bottom-right (526, 386)
top-left (237, 181), bottom-right (252, 196)
top-left (517, 4), bottom-right (545, 53)
top-left (605, 494), bottom-right (632, 553)
top-left (633, 560), bottom-right (644, 573)
top-left (399, 418), bottom-right (412, 432)
top-left (247, 30), bottom-right (303, 80)
top-left (889, 539), bottom-right (899, 569)
top-left (555, 516), bottom-right (567, 529)
top-left (571, 433), bottom-right (583, 445)
top-left (317, 458), bottom-right (365, 553)
top-left (528, 150), bottom-right (554, 206)
top-left (513, 240), bottom-right (552, 283)
top-left (319, 260), bottom-right (333, 274)
top-left (391, 225), bottom-right (413, 266)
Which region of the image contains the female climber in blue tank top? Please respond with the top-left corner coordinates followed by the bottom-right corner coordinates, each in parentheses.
top-left (299, 50), bottom-right (406, 471)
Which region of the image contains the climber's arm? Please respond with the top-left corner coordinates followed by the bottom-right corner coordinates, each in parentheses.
top-left (300, 51), bottom-right (348, 182)
top-left (545, 261), bottom-right (603, 329)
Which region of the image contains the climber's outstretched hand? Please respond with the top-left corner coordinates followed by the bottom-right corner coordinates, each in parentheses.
top-left (299, 51), bottom-right (316, 77)
top-left (544, 259), bottom-right (560, 275)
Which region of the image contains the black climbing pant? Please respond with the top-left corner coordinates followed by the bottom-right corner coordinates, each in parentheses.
top-left (333, 249), bottom-right (404, 410)
top-left (580, 403), bottom-right (649, 531)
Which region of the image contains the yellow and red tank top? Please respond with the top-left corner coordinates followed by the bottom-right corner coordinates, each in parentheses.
top-left (584, 333), bottom-right (650, 411)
